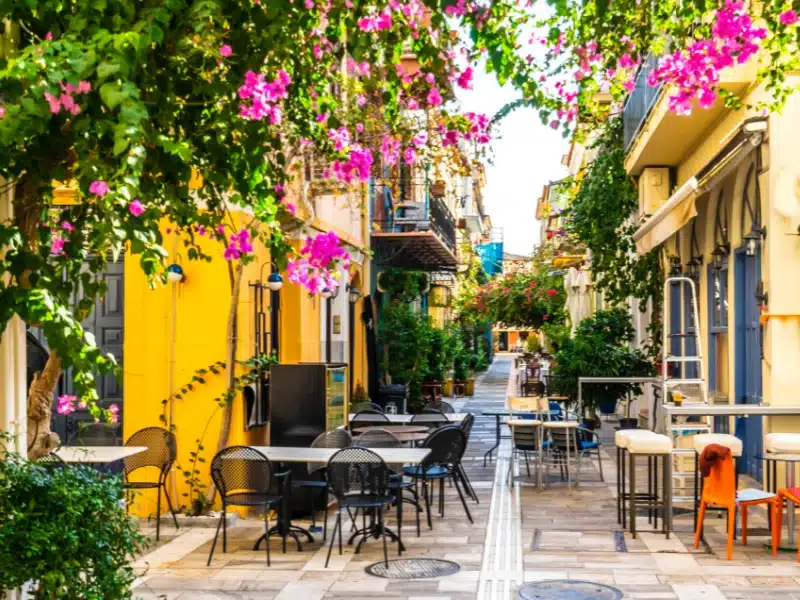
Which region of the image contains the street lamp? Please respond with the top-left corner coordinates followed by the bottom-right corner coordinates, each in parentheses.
top-left (267, 272), bottom-right (283, 291)
top-left (743, 226), bottom-right (766, 257)
top-left (347, 283), bottom-right (361, 304)
top-left (686, 257), bottom-right (703, 280)
top-left (711, 243), bottom-right (729, 269)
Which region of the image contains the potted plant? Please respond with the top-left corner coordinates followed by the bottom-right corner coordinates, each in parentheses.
top-left (550, 308), bottom-right (655, 423)
top-left (431, 180), bottom-right (446, 198)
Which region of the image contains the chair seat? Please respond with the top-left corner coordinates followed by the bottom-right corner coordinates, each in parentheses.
top-left (339, 494), bottom-right (395, 508)
top-left (693, 433), bottom-right (743, 457)
top-left (543, 421), bottom-right (578, 429)
top-left (737, 488), bottom-right (776, 503)
top-left (765, 433), bottom-right (800, 454)
top-left (579, 441), bottom-right (599, 451)
top-left (404, 465), bottom-right (449, 478)
top-left (223, 492), bottom-right (284, 507)
top-left (627, 433), bottom-right (672, 455)
top-left (508, 419), bottom-right (543, 427)
top-left (294, 480), bottom-right (328, 489)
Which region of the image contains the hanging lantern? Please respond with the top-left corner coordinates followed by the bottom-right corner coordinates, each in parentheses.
top-left (267, 272), bottom-right (283, 291)
top-left (166, 263), bottom-right (184, 283)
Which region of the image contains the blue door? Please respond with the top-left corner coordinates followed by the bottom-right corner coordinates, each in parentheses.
top-left (734, 248), bottom-right (763, 481)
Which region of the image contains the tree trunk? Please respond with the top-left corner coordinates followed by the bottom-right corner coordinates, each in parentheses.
top-left (206, 261), bottom-right (245, 506)
top-left (26, 352), bottom-right (62, 460)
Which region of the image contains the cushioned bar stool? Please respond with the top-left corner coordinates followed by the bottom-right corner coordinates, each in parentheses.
top-left (764, 433), bottom-right (800, 548)
top-left (625, 432), bottom-right (673, 538)
top-left (616, 429), bottom-right (660, 527)
top-left (692, 433), bottom-right (743, 531)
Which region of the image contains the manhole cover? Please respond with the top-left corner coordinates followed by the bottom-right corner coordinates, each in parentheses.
top-left (365, 558), bottom-right (460, 579)
top-left (517, 580), bottom-right (623, 599)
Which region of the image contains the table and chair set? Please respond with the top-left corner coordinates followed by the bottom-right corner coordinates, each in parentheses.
top-left (37, 403), bottom-right (478, 569)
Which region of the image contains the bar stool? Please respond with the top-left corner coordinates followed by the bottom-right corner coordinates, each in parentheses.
top-left (543, 421), bottom-right (581, 488)
top-left (765, 433), bottom-right (800, 548)
top-left (625, 432), bottom-right (673, 538)
top-left (507, 418), bottom-right (545, 488)
top-left (616, 429), bottom-right (660, 526)
top-left (692, 433), bottom-right (743, 531)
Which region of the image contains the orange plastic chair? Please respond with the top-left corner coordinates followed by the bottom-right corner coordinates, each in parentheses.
top-left (776, 487), bottom-right (800, 561)
top-left (694, 454), bottom-right (779, 560)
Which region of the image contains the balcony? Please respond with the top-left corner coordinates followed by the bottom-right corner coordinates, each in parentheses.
top-left (624, 54), bottom-right (757, 175)
top-left (371, 193), bottom-right (457, 271)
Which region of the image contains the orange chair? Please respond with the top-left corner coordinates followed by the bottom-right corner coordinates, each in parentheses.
top-left (776, 487), bottom-right (800, 561)
top-left (694, 454), bottom-right (779, 560)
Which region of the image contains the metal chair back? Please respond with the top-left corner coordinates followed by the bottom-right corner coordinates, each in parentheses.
top-left (421, 425), bottom-right (466, 469)
top-left (350, 411), bottom-right (390, 426)
top-left (210, 445), bottom-right (275, 502)
top-left (356, 428), bottom-right (403, 474)
top-left (352, 402), bottom-right (384, 414)
top-left (68, 423), bottom-right (121, 446)
top-left (511, 423), bottom-right (542, 450)
top-left (37, 452), bottom-right (67, 468)
top-left (548, 427), bottom-right (579, 454)
top-left (459, 413), bottom-right (475, 439)
top-left (308, 429), bottom-right (353, 475)
top-left (326, 447), bottom-right (390, 500)
top-left (123, 427), bottom-right (177, 480)
top-left (410, 409), bottom-right (449, 428)
top-left (423, 401), bottom-right (455, 414)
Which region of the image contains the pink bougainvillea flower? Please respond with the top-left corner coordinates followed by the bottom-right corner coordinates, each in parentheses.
top-left (407, 98), bottom-right (420, 110)
top-left (45, 32), bottom-right (53, 40)
top-left (457, 67), bottom-right (474, 89)
top-left (412, 132), bottom-right (428, 147)
top-left (403, 146), bottom-right (417, 165)
top-left (287, 231), bottom-right (350, 294)
top-left (238, 70), bottom-right (291, 123)
top-left (427, 87), bottom-right (443, 106)
top-left (216, 224), bottom-right (226, 236)
top-left (61, 221), bottom-right (75, 232)
top-left (89, 180), bottom-right (110, 197)
top-left (283, 201), bottom-right (297, 216)
top-left (108, 403), bottom-right (120, 423)
top-left (224, 244), bottom-right (241, 261)
top-left (219, 44), bottom-right (232, 57)
top-left (76, 81), bottom-right (91, 94)
top-left (330, 145), bottom-right (374, 183)
top-left (56, 395), bottom-right (77, 415)
top-left (356, 95), bottom-right (367, 107)
top-left (549, 120), bottom-right (559, 129)
top-left (316, 112), bottom-right (329, 123)
top-left (44, 92), bottom-right (61, 114)
top-left (380, 135), bottom-right (401, 166)
top-left (128, 199), bottom-right (144, 216)
top-left (618, 53), bottom-right (636, 69)
top-left (0, 106), bottom-right (5, 119)
top-left (328, 126), bottom-right (351, 151)
top-left (780, 9), bottom-right (799, 25)
top-left (425, 73), bottom-right (436, 85)
top-left (275, 183), bottom-right (285, 194)
top-left (547, 289), bottom-right (557, 297)
top-left (50, 236), bottom-right (65, 256)
top-left (356, 123), bottom-right (364, 133)
top-left (197, 225), bottom-right (207, 236)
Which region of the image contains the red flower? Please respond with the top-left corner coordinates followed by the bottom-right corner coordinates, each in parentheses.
top-left (547, 289), bottom-right (557, 297)
top-left (546, 230), bottom-right (554, 240)
top-left (530, 281), bottom-right (538, 287)
top-left (543, 314), bottom-right (549, 320)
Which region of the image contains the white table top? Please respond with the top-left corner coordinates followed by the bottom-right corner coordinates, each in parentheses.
top-left (249, 446), bottom-right (430, 464)
top-left (348, 413), bottom-right (467, 423)
top-left (57, 446), bottom-right (147, 463)
top-left (663, 404), bottom-right (800, 416)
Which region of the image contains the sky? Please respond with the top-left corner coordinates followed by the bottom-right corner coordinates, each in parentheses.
top-left (455, 67), bottom-right (569, 256)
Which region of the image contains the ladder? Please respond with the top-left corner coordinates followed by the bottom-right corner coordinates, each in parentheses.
top-left (661, 276), bottom-right (710, 502)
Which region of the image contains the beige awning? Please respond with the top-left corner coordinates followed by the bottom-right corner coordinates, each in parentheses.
top-left (633, 119), bottom-right (766, 255)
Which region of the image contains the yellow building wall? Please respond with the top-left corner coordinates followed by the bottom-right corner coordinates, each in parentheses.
top-left (123, 214), bottom-right (370, 517)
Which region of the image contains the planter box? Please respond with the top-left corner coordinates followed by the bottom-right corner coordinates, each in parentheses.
top-left (443, 379), bottom-right (453, 396)
top-left (465, 377), bottom-right (475, 396)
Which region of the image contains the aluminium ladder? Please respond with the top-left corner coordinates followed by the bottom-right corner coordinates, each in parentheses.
top-left (661, 276), bottom-right (710, 503)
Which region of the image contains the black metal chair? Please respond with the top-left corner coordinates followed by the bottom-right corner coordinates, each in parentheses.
top-left (423, 400), bottom-right (456, 414)
top-left (325, 447), bottom-right (394, 567)
top-left (457, 414), bottom-right (479, 503)
top-left (294, 429), bottom-right (352, 541)
top-left (207, 446), bottom-right (290, 566)
top-left (404, 426), bottom-right (473, 532)
top-left (36, 452), bottom-right (67, 468)
top-left (67, 422), bottom-right (121, 446)
top-left (122, 427), bottom-right (179, 541)
top-left (352, 402), bottom-right (384, 414)
top-left (410, 409), bottom-right (449, 430)
top-left (357, 428), bottom-right (422, 540)
top-left (350, 410), bottom-right (390, 429)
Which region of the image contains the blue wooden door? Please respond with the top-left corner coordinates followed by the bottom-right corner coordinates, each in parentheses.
top-left (734, 248), bottom-right (763, 481)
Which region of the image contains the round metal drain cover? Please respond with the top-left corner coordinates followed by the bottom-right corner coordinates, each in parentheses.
top-left (365, 558), bottom-right (460, 579)
top-left (517, 580), bottom-right (622, 599)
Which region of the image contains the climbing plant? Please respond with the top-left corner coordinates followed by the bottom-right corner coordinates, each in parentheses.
top-left (566, 116), bottom-right (663, 356)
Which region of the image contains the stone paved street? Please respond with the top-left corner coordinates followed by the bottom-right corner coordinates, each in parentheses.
top-left (132, 354), bottom-right (800, 599)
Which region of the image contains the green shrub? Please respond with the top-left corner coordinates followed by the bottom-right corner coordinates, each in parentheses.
top-left (0, 453), bottom-right (146, 599)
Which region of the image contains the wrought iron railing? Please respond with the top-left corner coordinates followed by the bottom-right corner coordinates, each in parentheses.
top-left (371, 193), bottom-right (456, 253)
top-left (429, 195), bottom-right (456, 251)
top-left (623, 53), bottom-right (664, 152)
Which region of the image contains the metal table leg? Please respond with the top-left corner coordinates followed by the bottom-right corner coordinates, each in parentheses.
top-left (788, 463), bottom-right (797, 547)
top-left (483, 415), bottom-right (502, 466)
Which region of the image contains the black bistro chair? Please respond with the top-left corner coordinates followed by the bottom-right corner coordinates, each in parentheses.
top-left (122, 427), bottom-right (179, 541)
top-left (357, 428), bottom-right (422, 539)
top-left (423, 400), bottom-right (456, 414)
top-left (410, 409), bottom-right (449, 430)
top-left (352, 402), bottom-right (384, 414)
top-left (325, 447), bottom-right (394, 567)
top-left (404, 426), bottom-right (473, 532)
top-left (294, 428), bottom-right (352, 540)
top-left (207, 446), bottom-right (291, 566)
top-left (36, 452), bottom-right (67, 469)
top-left (457, 414), bottom-right (479, 503)
top-left (350, 410), bottom-right (390, 429)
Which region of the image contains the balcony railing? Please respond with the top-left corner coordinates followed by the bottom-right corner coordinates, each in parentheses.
top-left (428, 195), bottom-right (456, 251)
top-left (623, 53), bottom-right (664, 152)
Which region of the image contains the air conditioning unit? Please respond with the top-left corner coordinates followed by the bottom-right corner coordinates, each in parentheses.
top-left (638, 167), bottom-right (670, 220)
